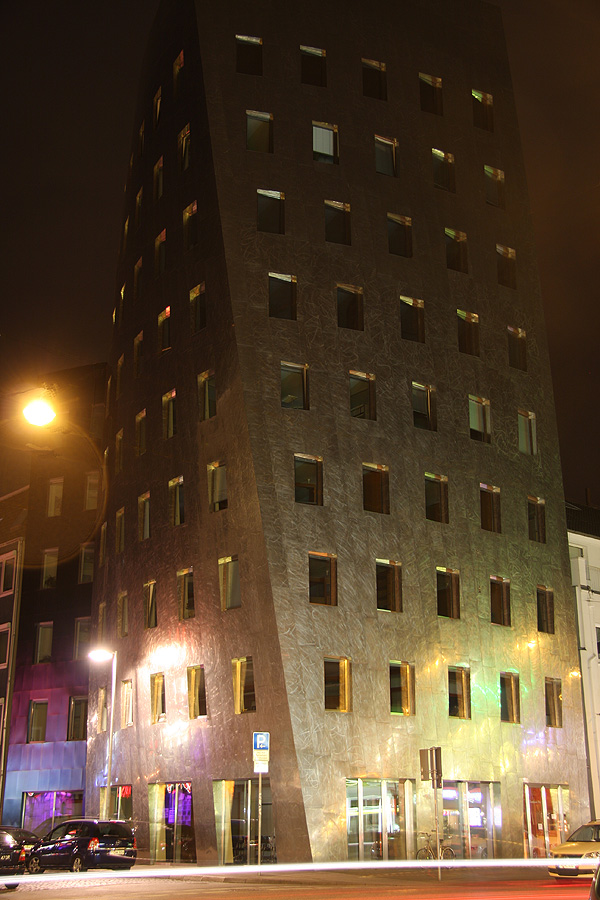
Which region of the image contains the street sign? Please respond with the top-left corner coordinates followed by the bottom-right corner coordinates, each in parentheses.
top-left (253, 732), bottom-right (270, 773)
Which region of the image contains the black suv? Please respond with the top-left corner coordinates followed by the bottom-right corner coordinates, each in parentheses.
top-left (28, 819), bottom-right (136, 873)
top-left (0, 828), bottom-right (27, 888)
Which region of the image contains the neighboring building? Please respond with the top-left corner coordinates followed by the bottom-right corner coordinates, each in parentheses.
top-left (87, 0), bottom-right (589, 864)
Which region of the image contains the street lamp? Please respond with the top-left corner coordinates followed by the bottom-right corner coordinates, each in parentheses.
top-left (22, 398), bottom-right (56, 427)
top-left (89, 648), bottom-right (117, 819)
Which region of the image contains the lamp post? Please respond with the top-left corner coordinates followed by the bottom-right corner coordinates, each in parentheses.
top-left (89, 648), bottom-right (117, 819)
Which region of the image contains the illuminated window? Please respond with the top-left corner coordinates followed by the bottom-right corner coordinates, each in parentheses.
top-left (68, 697), bottom-right (88, 741)
top-left (500, 673), bottom-right (520, 723)
top-left (115, 428), bottom-right (123, 474)
top-left (387, 213), bottom-right (412, 257)
top-left (173, 50), bottom-right (184, 98)
top-left (309, 553), bottom-right (336, 606)
top-left (375, 135), bottom-right (398, 176)
top-left (78, 543), bottom-right (94, 583)
top-left (183, 201), bottom-right (198, 250)
top-left (34, 622), bottom-right (53, 663)
top-left (349, 371), bottom-right (376, 420)
top-left (236, 35), bottom-right (262, 75)
top-left (412, 382), bottom-right (436, 430)
top-left (325, 200), bottom-right (351, 244)
top-left (480, 483), bottom-right (501, 533)
top-left (473, 89), bottom-right (494, 131)
top-left (115, 508), bottom-right (125, 554)
top-left (190, 283), bottom-right (206, 332)
top-left (144, 581), bottom-right (157, 629)
top-left (457, 310), bottom-right (480, 356)
top-left (85, 471), bottom-right (99, 511)
top-left (425, 473), bottom-right (449, 523)
top-left (150, 673), bottom-right (166, 723)
top-left (437, 568), bottom-right (460, 619)
top-left (158, 307), bottom-right (171, 351)
top-left (445, 228), bottom-right (468, 272)
top-left (545, 677), bottom-right (562, 727)
top-left (376, 561), bottom-right (402, 612)
top-left (73, 617), bottom-right (90, 660)
top-left (154, 230), bottom-right (167, 275)
top-left (420, 73), bottom-right (443, 115)
top-left (169, 476), bottom-right (185, 525)
top-left (362, 464), bottom-right (389, 514)
top-left (324, 658), bottom-right (350, 712)
top-left (0, 554), bottom-right (15, 596)
top-left (313, 122), bottom-right (338, 164)
top-left (448, 666), bottom-right (470, 719)
top-left (41, 549), bottom-right (58, 589)
top-left (117, 592), bottom-right (128, 638)
top-left (508, 326), bottom-right (527, 371)
top-left (490, 577), bottom-right (511, 626)
top-left (469, 395), bottom-right (491, 443)
top-left (138, 492), bottom-right (150, 541)
top-left (301, 45), bottom-right (326, 86)
top-left (98, 687), bottom-right (107, 733)
top-left (208, 462), bottom-right (227, 511)
top-left (99, 522), bottom-right (107, 566)
top-left (294, 454), bottom-right (323, 505)
top-left (246, 110), bottom-right (273, 152)
top-left (390, 662), bottom-right (415, 715)
top-left (121, 680), bottom-right (133, 728)
top-left (135, 409), bottom-right (146, 456)
top-left (497, 244), bottom-right (516, 289)
top-left (432, 148), bottom-right (455, 192)
top-left (257, 189), bottom-right (284, 233)
top-left (133, 331), bottom-right (143, 377)
top-left (187, 665), bottom-right (207, 718)
top-left (362, 58), bottom-right (386, 100)
top-left (47, 478), bottom-right (63, 517)
top-left (401, 296), bottom-right (425, 342)
top-left (162, 389), bottom-right (177, 438)
top-left (28, 701), bottom-right (48, 743)
top-left (133, 257), bottom-right (142, 300)
top-left (268, 272), bottom-right (297, 319)
top-left (528, 496), bottom-right (546, 543)
top-left (116, 354), bottom-right (124, 398)
top-left (518, 409), bottom-right (537, 455)
top-left (484, 165), bottom-right (505, 207)
top-left (219, 556), bottom-right (240, 610)
top-left (153, 157), bottom-right (163, 201)
top-left (178, 123), bottom-right (191, 170)
top-left (135, 187), bottom-right (143, 229)
top-left (537, 586), bottom-right (554, 634)
top-left (153, 87), bottom-right (161, 128)
top-left (337, 284), bottom-right (363, 330)
top-left (198, 371), bottom-right (216, 420)
top-left (232, 657), bottom-right (256, 714)
top-left (178, 568), bottom-right (195, 620)
top-left (281, 362), bottom-right (308, 409)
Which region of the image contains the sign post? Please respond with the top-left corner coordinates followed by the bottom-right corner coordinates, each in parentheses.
top-left (419, 746), bottom-right (442, 879)
top-left (253, 732), bottom-right (270, 867)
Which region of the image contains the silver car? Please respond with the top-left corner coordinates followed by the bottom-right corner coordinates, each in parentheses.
top-left (549, 821), bottom-right (600, 877)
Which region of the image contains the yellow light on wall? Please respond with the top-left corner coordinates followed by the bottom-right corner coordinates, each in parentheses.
top-left (23, 399), bottom-right (56, 427)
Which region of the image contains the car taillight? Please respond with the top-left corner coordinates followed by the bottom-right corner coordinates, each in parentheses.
top-left (133, 836), bottom-right (137, 849)
top-left (18, 849), bottom-right (25, 862)
top-left (88, 838), bottom-right (100, 852)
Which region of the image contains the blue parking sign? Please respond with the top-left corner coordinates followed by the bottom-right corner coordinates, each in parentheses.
top-left (253, 732), bottom-right (270, 751)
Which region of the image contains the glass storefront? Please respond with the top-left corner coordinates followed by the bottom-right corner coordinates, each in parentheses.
top-left (212, 778), bottom-right (276, 865)
top-left (99, 784), bottom-right (133, 820)
top-left (346, 778), bottom-right (414, 860)
top-left (22, 790), bottom-right (84, 834)
top-left (148, 781), bottom-right (196, 863)
top-left (442, 781), bottom-right (501, 859)
top-left (523, 784), bottom-right (568, 857)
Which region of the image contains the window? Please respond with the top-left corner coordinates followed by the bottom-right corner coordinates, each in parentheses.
top-left (135, 409), bottom-right (146, 456)
top-left (500, 673), bottom-right (520, 723)
top-left (0, 554), bottom-right (15, 596)
top-left (437, 568), bottom-right (460, 619)
top-left (301, 45), bottom-right (326, 86)
top-left (401, 296), bottom-right (425, 343)
top-left (68, 697), bottom-right (88, 741)
top-left (236, 35), bottom-right (262, 75)
top-left (420, 73), bottom-right (443, 115)
top-left (324, 658), bottom-right (350, 711)
top-left (34, 623), bottom-right (53, 664)
top-left (281, 362), bottom-right (309, 409)
top-left (387, 213), bottom-right (412, 257)
top-left (480, 484), bottom-right (501, 533)
top-left (219, 556), bottom-right (240, 610)
top-left (337, 284), bottom-right (363, 330)
top-left (198, 371), bottom-right (216, 419)
top-left (294, 455), bottom-right (323, 505)
top-left (97, 602), bottom-right (106, 643)
top-left (150, 673), bottom-right (166, 723)
top-left (158, 307), bottom-right (171, 351)
top-left (473, 89), bottom-right (494, 131)
top-left (448, 667), bottom-right (470, 718)
top-left (169, 476), bottom-right (185, 525)
top-left (375, 136), bottom-right (398, 176)
top-left (178, 123), bottom-right (191, 170)
top-left (545, 678), bottom-right (562, 727)
top-left (117, 592), bottom-right (128, 638)
top-left (115, 429), bottom-right (123, 474)
top-left (78, 543), bottom-right (94, 583)
top-left (412, 382), bottom-right (436, 430)
top-left (135, 187), bottom-right (143, 229)
top-left (85, 471), bottom-right (100, 511)
top-left (518, 410), bottom-right (537, 455)
top-left (484, 166), bottom-right (505, 208)
top-left (133, 331), bottom-right (144, 377)
top-left (497, 243), bottom-right (516, 289)
top-left (208, 462), bottom-right (227, 511)
top-left (74, 618), bottom-right (90, 660)
top-left (99, 522), bottom-right (107, 566)
top-left (325, 201), bottom-right (351, 244)
top-left (362, 464), bottom-right (389, 514)
top-left (490, 577), bottom-right (511, 626)
top-left (153, 156), bottom-right (163, 201)
top-left (138, 492), bottom-right (150, 541)
top-left (183, 201), bottom-right (198, 250)
top-left (508, 326), bottom-right (527, 371)
top-left (47, 478), bottom-right (63, 517)
top-left (173, 49), bottom-right (184, 96)
top-left (187, 665), bottom-right (207, 718)
top-left (457, 310), bottom-right (480, 356)
top-left (162, 389), bottom-right (177, 438)
top-left (528, 496), bottom-right (546, 543)
top-left (122, 216), bottom-right (129, 254)
top-left (115, 354), bottom-right (124, 398)
top-left (537, 586), bottom-right (554, 634)
top-left (349, 371), bottom-right (376, 419)
top-left (0, 627), bottom-right (10, 669)
top-left (362, 58), bottom-right (386, 100)
top-left (133, 257), bottom-right (142, 299)
top-left (28, 701), bottom-right (48, 743)
top-left (42, 549), bottom-right (58, 589)
top-left (153, 87), bottom-right (161, 128)
top-left (98, 687), bottom-right (107, 733)
top-left (432, 148), bottom-right (455, 192)
top-left (390, 662), bottom-right (414, 715)
top-left (189, 283), bottom-right (206, 332)
top-left (469, 395), bottom-right (491, 443)
top-left (178, 569), bottom-right (195, 620)
top-left (268, 272), bottom-right (297, 319)
top-left (257, 189), bottom-right (284, 234)
top-left (313, 122), bottom-right (339, 164)
top-left (425, 474), bottom-right (449, 523)
top-left (445, 228), bottom-right (468, 272)
top-left (144, 581), bottom-right (157, 629)
top-left (246, 110), bottom-right (273, 152)
top-left (376, 561), bottom-right (402, 612)
top-left (154, 229), bottom-right (166, 276)
top-left (309, 553), bottom-right (336, 606)
top-left (121, 680), bottom-right (133, 728)
top-left (232, 657), bottom-right (256, 714)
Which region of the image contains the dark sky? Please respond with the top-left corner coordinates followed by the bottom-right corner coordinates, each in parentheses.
top-left (1, 0), bottom-right (598, 503)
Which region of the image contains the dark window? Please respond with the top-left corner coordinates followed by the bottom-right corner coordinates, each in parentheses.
top-left (545, 677), bottom-right (562, 727)
top-left (473, 89), bottom-right (494, 131)
top-left (432, 149), bottom-right (455, 192)
top-left (313, 123), bottom-right (338, 164)
top-left (198, 371), bottom-right (216, 420)
top-left (300, 45), bottom-right (326, 86)
top-left (337, 285), bottom-right (363, 330)
top-left (457, 310), bottom-right (480, 356)
top-left (420, 73), bottom-right (443, 115)
top-left (309, 554), bottom-right (336, 606)
top-left (448, 667), bottom-right (470, 718)
top-left (28, 701), bottom-right (48, 743)
top-left (437, 568), bottom-right (460, 619)
top-left (144, 581), bottom-right (157, 629)
top-left (401, 297), bottom-right (425, 342)
top-left (480, 484), bottom-right (501, 533)
top-left (154, 230), bottom-right (166, 275)
top-left (362, 464), bottom-right (389, 514)
top-left (537, 587), bottom-right (554, 634)
top-left (497, 244), bottom-right (516, 289)
top-left (257, 190), bottom-right (284, 233)
top-left (324, 658), bottom-right (349, 711)
top-left (67, 697), bottom-right (88, 741)
top-left (484, 166), bottom-right (505, 207)
top-left (445, 228), bottom-right (468, 272)
top-left (246, 110), bottom-right (273, 152)
top-left (412, 382), bottom-right (436, 430)
top-left (236, 35), bottom-right (262, 75)
top-left (469, 395), bottom-right (491, 443)
top-left (183, 201), bottom-right (198, 250)
top-left (232, 657), bottom-right (256, 713)
top-left (179, 570), bottom-right (195, 620)
top-left (281, 363), bottom-right (309, 409)
top-left (376, 561), bottom-right (402, 612)
top-left (178, 124), bottom-right (191, 171)
top-left (349, 372), bottom-right (376, 419)
top-left (528, 496), bottom-right (546, 543)
top-left (518, 410), bottom-right (537, 455)
top-left (425, 474), bottom-right (449, 523)
top-left (375, 136), bottom-right (398, 176)
top-left (508, 326), bottom-right (527, 371)
top-left (294, 455), bottom-right (323, 505)
top-left (269, 273), bottom-right (297, 319)
top-left (362, 58), bottom-right (387, 100)
top-left (325, 201), bottom-right (351, 244)
top-left (500, 673), bottom-right (520, 723)
top-left (187, 665), bottom-right (207, 718)
top-left (390, 662), bottom-right (414, 715)
top-left (490, 577), bottom-right (511, 626)
top-left (190, 284), bottom-right (206, 332)
top-left (388, 214), bottom-right (412, 257)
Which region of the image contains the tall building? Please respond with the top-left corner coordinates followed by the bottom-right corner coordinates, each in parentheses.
top-left (87, 0), bottom-right (588, 863)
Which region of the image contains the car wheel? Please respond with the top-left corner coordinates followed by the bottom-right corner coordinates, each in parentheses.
top-left (70, 856), bottom-right (86, 873)
top-left (4, 883), bottom-right (18, 891)
top-left (27, 856), bottom-right (44, 875)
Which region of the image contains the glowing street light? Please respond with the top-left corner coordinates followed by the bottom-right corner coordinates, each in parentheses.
top-left (89, 648), bottom-right (117, 819)
top-left (22, 398), bottom-right (56, 427)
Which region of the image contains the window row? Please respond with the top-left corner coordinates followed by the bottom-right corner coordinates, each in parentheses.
top-left (32, 618), bottom-right (91, 664)
top-left (27, 696), bottom-right (88, 743)
top-left (45, 471), bottom-right (101, 517)
top-left (40, 544), bottom-right (95, 588)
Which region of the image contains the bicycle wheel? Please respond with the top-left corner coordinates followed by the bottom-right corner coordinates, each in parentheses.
top-left (441, 846), bottom-right (455, 860)
top-left (416, 847), bottom-right (434, 860)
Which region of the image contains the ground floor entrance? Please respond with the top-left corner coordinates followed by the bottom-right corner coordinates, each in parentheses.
top-left (212, 778), bottom-right (276, 865)
top-left (442, 781), bottom-right (501, 859)
top-left (346, 779), bottom-right (415, 860)
top-left (523, 784), bottom-right (569, 857)
top-left (149, 781), bottom-right (197, 863)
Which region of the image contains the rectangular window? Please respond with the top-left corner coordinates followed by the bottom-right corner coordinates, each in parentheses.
top-left (349, 371), bottom-right (376, 420)
top-left (537, 586), bottom-right (554, 634)
top-left (401, 296), bottom-right (425, 342)
top-left (232, 657), bottom-right (256, 713)
top-left (121, 680), bottom-right (133, 728)
top-left (457, 310), bottom-right (480, 356)
top-left (47, 478), bottom-right (63, 517)
top-left (545, 678), bottom-right (562, 728)
top-left (362, 58), bottom-right (386, 100)
top-left (198, 370), bottom-right (217, 420)
top-left (187, 665), bottom-right (207, 718)
top-left (387, 213), bottom-right (412, 257)
top-left (115, 428), bottom-right (123, 474)
top-left (208, 462), bottom-right (227, 511)
top-left (178, 568), bottom-right (195, 620)
top-left (0, 554), bottom-right (15, 596)
top-left (68, 697), bottom-right (88, 740)
top-left (281, 362), bottom-right (309, 409)
top-left (325, 200), bottom-right (351, 244)
top-left (150, 673), bottom-right (166, 723)
top-left (135, 409), bottom-right (147, 456)
top-left (133, 331), bottom-right (144, 377)
top-left (183, 201), bottom-right (198, 250)
top-left (412, 382), bottom-right (436, 430)
top-left (420, 72), bottom-right (443, 114)
top-left (84, 471), bottom-right (100, 511)
top-left (362, 463), bottom-right (389, 514)
top-left (173, 49), bottom-right (184, 96)
top-left (153, 156), bottom-right (163, 201)
top-left (313, 122), bottom-right (339, 164)
top-left (324, 658), bottom-right (350, 712)
top-left (432, 148), bottom-right (455, 192)
top-left (138, 492), bottom-right (151, 541)
top-left (508, 326), bottom-right (527, 371)
top-left (178, 123), bottom-right (191, 170)
top-left (219, 556), bottom-right (241, 610)
top-left (99, 522), bottom-right (107, 566)
top-left (437, 568), bottom-right (460, 619)
top-left (0, 627), bottom-right (10, 669)
top-left (490, 577), bottom-right (511, 626)
top-left (309, 553), bottom-right (336, 606)
top-left (34, 622), bottom-right (53, 663)
top-left (337, 284), bottom-right (363, 330)
top-left (78, 543), bottom-right (94, 583)
top-left (97, 602), bottom-right (106, 643)
top-left (257, 189), bottom-right (284, 234)
top-left (390, 662), bottom-right (415, 715)
top-left (168, 475), bottom-right (185, 525)
top-left (153, 86), bottom-right (161, 128)
top-left (484, 165), bottom-right (505, 208)
top-left (117, 592), bottom-right (129, 638)
top-left (154, 229), bottom-right (166, 276)
top-left (376, 561), bottom-right (402, 612)
top-left (28, 701), bottom-right (48, 743)
top-left (74, 617), bottom-right (90, 660)
top-left (518, 410), bottom-right (537, 455)
top-left (135, 187), bottom-right (143, 229)
top-left (445, 228), bottom-right (468, 272)
top-left (268, 272), bottom-right (297, 319)
top-left (98, 687), bottom-right (107, 733)
top-left (42, 549), bottom-right (58, 589)
top-left (301, 45), bottom-right (326, 86)
top-left (115, 354), bottom-right (124, 398)
top-left (144, 581), bottom-right (157, 629)
top-left (528, 496), bottom-right (546, 543)
top-left (294, 454), bottom-right (323, 505)
top-left (469, 395), bottom-right (491, 443)
top-left (425, 473), bottom-right (449, 523)
top-left (500, 673), bottom-right (520, 723)
top-left (158, 307), bottom-right (171, 351)
top-left (473, 89), bottom-right (494, 131)
top-left (497, 244), bottom-right (517, 289)
top-left (133, 257), bottom-right (142, 300)
top-left (480, 484), bottom-right (501, 533)
top-left (236, 35), bottom-right (262, 75)
top-left (375, 135), bottom-right (398, 176)
top-left (190, 283), bottom-right (206, 332)
top-left (246, 110), bottom-right (273, 152)
top-left (162, 389), bottom-right (177, 438)
top-left (448, 667), bottom-right (470, 719)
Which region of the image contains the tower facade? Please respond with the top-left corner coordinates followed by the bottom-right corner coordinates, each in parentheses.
top-left (87, 0), bottom-right (588, 863)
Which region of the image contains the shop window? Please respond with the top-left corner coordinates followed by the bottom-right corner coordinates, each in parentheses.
top-left (178, 569), bottom-right (195, 620)
top-left (376, 561), bottom-right (402, 612)
top-left (309, 553), bottom-right (336, 606)
top-left (337, 284), bottom-right (363, 330)
top-left (117, 592), bottom-right (128, 638)
top-left (133, 257), bottom-right (142, 300)
top-left (528, 496), bottom-right (546, 543)
top-left (144, 580), bottom-right (157, 629)
top-left (500, 673), bottom-right (520, 723)
top-left (324, 658), bottom-right (350, 711)
top-left (150, 673), bottom-right (166, 723)
top-left (173, 50), bottom-right (184, 97)
top-left (28, 701), bottom-right (48, 743)
top-left (375, 136), bottom-right (398, 176)
top-left (189, 283), bottom-right (206, 332)
top-left (98, 687), bottom-right (107, 732)
top-left (480, 483), bottom-right (501, 533)
top-left (457, 310), bottom-right (480, 356)
top-left (294, 454), bottom-right (323, 505)
top-left (219, 556), bottom-right (241, 610)
top-left (313, 122), bottom-right (338, 164)
top-left (178, 123), bottom-right (191, 170)
top-left (425, 473), bottom-right (449, 523)
top-left (183, 201), bottom-right (198, 250)
top-left (349, 371), bottom-right (376, 419)
top-left (68, 697), bottom-right (88, 741)
top-left (485, 166), bottom-right (505, 208)
top-left (268, 272), bottom-right (297, 319)
top-left (445, 228), bottom-right (468, 272)
top-left (448, 667), bottom-right (470, 718)
top-left (47, 478), bottom-right (63, 517)
top-left (545, 678), bottom-right (562, 727)
top-left (437, 568), bottom-right (460, 619)
top-left (22, 790), bottom-right (84, 835)
top-left (362, 58), bottom-right (387, 99)
top-left (232, 657), bottom-right (256, 713)
top-left (153, 156), bottom-right (163, 201)
top-left (388, 213), bottom-right (412, 257)
top-left (301, 45), bottom-right (326, 86)
top-left (135, 409), bottom-right (146, 456)
top-left (115, 428), bottom-right (123, 474)
top-left (469, 395), bottom-right (491, 443)
top-left (78, 543), bottom-right (94, 583)
top-left (42, 549), bottom-right (58, 589)
top-left (138, 492), bottom-right (150, 541)
top-left (390, 662), bottom-right (415, 715)
top-left (121, 680), bottom-right (133, 727)
top-left (153, 87), bottom-right (161, 127)
top-left (0, 554), bottom-right (15, 596)
top-left (518, 409), bottom-right (537, 455)
top-left (34, 622), bottom-right (53, 663)
top-left (508, 326), bottom-right (527, 371)
top-left (74, 617), bottom-right (90, 660)
top-left (497, 243), bottom-right (516, 289)
top-left (85, 471), bottom-right (100, 511)
top-left (537, 586), bottom-right (554, 634)
top-left (208, 462), bottom-right (227, 511)
top-left (420, 73), bottom-right (443, 115)
top-left (162, 389), bottom-right (177, 438)
top-left (133, 331), bottom-right (144, 377)
top-left (325, 200), bottom-right (351, 244)
top-left (412, 382), bottom-right (436, 430)
top-left (432, 148), bottom-right (455, 192)
top-left (188, 665), bottom-right (206, 717)
top-left (154, 230), bottom-right (167, 276)
top-left (473, 89), bottom-right (494, 131)
top-left (363, 463), bottom-right (389, 514)
top-left (236, 35), bottom-right (262, 75)
top-left (198, 371), bottom-right (216, 420)
top-left (401, 296), bottom-right (424, 342)
top-left (281, 362), bottom-right (309, 409)
top-left (257, 190), bottom-right (284, 234)
top-left (246, 110), bottom-right (273, 152)
top-left (490, 577), bottom-right (511, 626)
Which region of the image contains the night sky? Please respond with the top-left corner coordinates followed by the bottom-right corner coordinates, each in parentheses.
top-left (1, 0), bottom-right (598, 503)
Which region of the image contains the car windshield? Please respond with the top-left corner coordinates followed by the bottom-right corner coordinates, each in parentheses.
top-left (568, 825), bottom-right (600, 842)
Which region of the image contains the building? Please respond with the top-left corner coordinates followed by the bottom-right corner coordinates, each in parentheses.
top-left (86, 0), bottom-right (589, 864)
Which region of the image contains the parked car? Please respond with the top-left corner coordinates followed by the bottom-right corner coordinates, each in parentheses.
top-left (0, 827), bottom-right (27, 889)
top-left (28, 819), bottom-right (136, 873)
top-left (1, 828), bottom-right (40, 865)
top-left (549, 821), bottom-right (600, 877)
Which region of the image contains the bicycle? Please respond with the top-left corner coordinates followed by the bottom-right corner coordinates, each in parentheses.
top-left (416, 831), bottom-right (456, 860)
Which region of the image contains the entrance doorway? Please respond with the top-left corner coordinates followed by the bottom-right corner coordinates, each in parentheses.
top-left (212, 778), bottom-right (275, 865)
top-left (523, 784), bottom-right (568, 857)
top-left (442, 781), bottom-right (501, 859)
top-left (346, 779), bottom-right (414, 860)
top-left (148, 782), bottom-right (196, 863)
